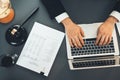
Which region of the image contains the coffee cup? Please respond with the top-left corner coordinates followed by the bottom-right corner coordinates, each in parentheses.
top-left (0, 0), bottom-right (14, 23)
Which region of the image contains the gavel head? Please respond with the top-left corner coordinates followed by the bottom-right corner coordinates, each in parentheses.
top-left (0, 0), bottom-right (14, 23)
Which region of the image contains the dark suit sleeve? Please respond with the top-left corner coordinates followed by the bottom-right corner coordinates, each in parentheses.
top-left (41, 0), bottom-right (66, 19)
top-left (113, 1), bottom-right (120, 12)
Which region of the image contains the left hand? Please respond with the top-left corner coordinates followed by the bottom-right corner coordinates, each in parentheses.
top-left (96, 16), bottom-right (118, 46)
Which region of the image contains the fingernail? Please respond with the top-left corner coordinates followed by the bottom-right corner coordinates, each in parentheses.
top-left (99, 44), bottom-right (101, 46)
top-left (95, 42), bottom-right (97, 45)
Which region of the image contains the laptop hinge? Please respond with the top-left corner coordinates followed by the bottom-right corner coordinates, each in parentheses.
top-left (73, 55), bottom-right (114, 61)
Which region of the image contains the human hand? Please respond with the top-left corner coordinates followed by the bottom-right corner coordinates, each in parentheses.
top-left (96, 16), bottom-right (118, 46)
top-left (61, 17), bottom-right (84, 48)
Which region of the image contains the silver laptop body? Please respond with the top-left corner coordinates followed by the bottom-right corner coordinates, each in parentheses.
top-left (66, 23), bottom-right (120, 70)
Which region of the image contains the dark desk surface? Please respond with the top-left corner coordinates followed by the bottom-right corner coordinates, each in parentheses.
top-left (0, 0), bottom-right (120, 80)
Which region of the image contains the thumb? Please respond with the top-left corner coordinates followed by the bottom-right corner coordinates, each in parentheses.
top-left (80, 28), bottom-right (85, 37)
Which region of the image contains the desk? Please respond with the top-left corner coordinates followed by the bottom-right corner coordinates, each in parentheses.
top-left (0, 0), bottom-right (120, 80)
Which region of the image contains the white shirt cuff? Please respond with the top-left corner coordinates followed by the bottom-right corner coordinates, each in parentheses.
top-left (110, 11), bottom-right (120, 22)
top-left (55, 12), bottom-right (69, 23)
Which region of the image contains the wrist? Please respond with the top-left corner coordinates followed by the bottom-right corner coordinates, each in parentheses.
top-left (61, 17), bottom-right (74, 28)
top-left (107, 16), bottom-right (118, 24)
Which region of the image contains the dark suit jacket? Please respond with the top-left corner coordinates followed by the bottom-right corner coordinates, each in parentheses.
top-left (41, 0), bottom-right (120, 19)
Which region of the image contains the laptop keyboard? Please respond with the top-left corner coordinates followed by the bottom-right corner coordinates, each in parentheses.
top-left (71, 38), bottom-right (115, 56)
top-left (72, 59), bottom-right (115, 68)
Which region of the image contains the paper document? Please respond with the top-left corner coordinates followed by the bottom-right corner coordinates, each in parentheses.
top-left (16, 22), bottom-right (65, 76)
top-left (116, 22), bottom-right (120, 36)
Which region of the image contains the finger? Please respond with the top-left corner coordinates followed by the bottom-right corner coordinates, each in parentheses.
top-left (97, 27), bottom-right (101, 35)
top-left (99, 35), bottom-right (105, 46)
top-left (95, 34), bottom-right (102, 45)
top-left (71, 38), bottom-right (78, 48)
top-left (74, 36), bottom-right (82, 48)
top-left (103, 35), bottom-right (109, 45)
top-left (69, 38), bottom-right (74, 47)
top-left (79, 27), bottom-right (85, 37)
top-left (107, 36), bottom-right (112, 45)
top-left (78, 32), bottom-right (84, 46)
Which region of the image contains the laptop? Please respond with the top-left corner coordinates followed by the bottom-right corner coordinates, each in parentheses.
top-left (66, 22), bottom-right (120, 70)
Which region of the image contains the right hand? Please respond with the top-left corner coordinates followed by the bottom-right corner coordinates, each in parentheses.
top-left (62, 17), bottom-right (85, 48)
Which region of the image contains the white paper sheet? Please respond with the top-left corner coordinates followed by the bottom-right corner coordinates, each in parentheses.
top-left (16, 22), bottom-right (65, 76)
